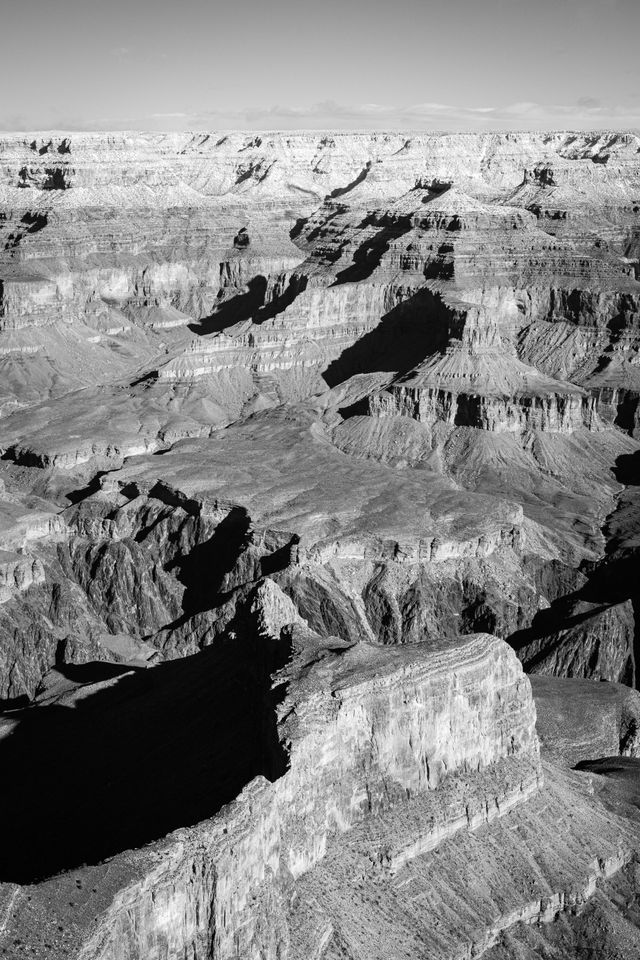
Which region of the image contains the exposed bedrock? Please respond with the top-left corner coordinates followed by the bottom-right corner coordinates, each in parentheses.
top-left (279, 550), bottom-right (535, 646)
top-left (360, 284), bottom-right (639, 440)
top-left (154, 277), bottom-right (446, 385)
top-left (0, 250), bottom-right (303, 333)
top-left (0, 621), bottom-right (541, 957)
top-left (507, 448), bottom-right (640, 685)
top-left (510, 593), bottom-right (636, 684)
top-left (0, 477), bottom-right (527, 695)
top-left (371, 375), bottom-right (599, 434)
top-left (0, 400), bottom-right (635, 699)
top-left (6, 644), bottom-right (640, 959)
top-left (286, 764), bottom-right (637, 960)
top-left (1, 132), bottom-right (638, 413)
top-left (2, 130), bottom-right (640, 958)
top-left (0, 459), bottom-right (582, 699)
top-left (532, 674), bottom-right (640, 764)
top-left (1, 377), bottom-right (638, 700)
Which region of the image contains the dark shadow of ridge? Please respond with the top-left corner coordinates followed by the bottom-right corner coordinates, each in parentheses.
top-left (0, 631), bottom-right (289, 883)
top-left (164, 506), bottom-right (252, 628)
top-left (66, 470), bottom-right (111, 505)
top-left (612, 450), bottom-right (640, 487)
top-left (328, 162), bottom-right (371, 199)
top-left (253, 275), bottom-right (308, 325)
top-left (189, 276), bottom-right (268, 335)
top-left (322, 287), bottom-right (450, 388)
top-left (331, 221), bottom-right (412, 286)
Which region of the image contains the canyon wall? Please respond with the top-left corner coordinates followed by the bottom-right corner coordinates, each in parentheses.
top-left (0, 130), bottom-right (640, 958)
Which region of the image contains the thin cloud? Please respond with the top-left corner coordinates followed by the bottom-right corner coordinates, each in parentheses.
top-left (2, 99), bottom-right (640, 133)
top-left (577, 96), bottom-right (602, 109)
top-left (192, 98), bottom-right (640, 131)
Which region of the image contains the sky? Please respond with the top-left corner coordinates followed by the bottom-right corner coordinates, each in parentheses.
top-left (2, 0), bottom-right (640, 132)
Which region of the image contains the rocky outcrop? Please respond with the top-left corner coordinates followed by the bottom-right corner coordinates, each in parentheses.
top-left (283, 758), bottom-right (640, 960)
top-left (0, 620), bottom-right (541, 959)
top-left (369, 351), bottom-right (599, 435)
top-left (0, 550), bottom-right (44, 601)
top-left (531, 674), bottom-right (640, 764)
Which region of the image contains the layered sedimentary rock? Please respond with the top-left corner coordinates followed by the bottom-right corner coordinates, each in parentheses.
top-left (0, 606), bottom-right (542, 958)
top-left (4, 628), bottom-right (640, 960)
top-left (1, 130), bottom-right (640, 957)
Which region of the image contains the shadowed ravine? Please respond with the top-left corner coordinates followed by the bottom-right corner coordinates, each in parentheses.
top-left (0, 637), bottom-right (289, 883)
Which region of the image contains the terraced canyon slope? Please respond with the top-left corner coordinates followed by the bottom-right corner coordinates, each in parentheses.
top-left (1, 131), bottom-right (640, 959)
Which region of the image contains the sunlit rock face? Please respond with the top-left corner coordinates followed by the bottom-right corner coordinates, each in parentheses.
top-left (0, 606), bottom-right (542, 960)
top-left (1, 131), bottom-right (640, 958)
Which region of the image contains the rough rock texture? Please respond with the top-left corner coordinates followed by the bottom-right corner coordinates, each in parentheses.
top-left (532, 674), bottom-right (640, 764)
top-left (0, 131), bottom-right (638, 689)
top-left (1, 130), bottom-right (640, 957)
top-left (0, 616), bottom-right (541, 958)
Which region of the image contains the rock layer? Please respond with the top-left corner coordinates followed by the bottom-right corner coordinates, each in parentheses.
top-left (1, 130), bottom-right (640, 958)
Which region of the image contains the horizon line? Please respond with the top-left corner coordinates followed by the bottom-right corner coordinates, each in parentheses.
top-left (2, 126), bottom-right (640, 137)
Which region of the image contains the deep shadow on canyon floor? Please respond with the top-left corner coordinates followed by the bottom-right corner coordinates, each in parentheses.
top-left (0, 641), bottom-right (288, 883)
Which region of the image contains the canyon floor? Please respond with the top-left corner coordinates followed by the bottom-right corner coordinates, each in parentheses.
top-left (0, 131), bottom-right (640, 958)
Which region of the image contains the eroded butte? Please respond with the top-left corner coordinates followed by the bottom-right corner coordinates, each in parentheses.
top-left (0, 131), bottom-right (640, 959)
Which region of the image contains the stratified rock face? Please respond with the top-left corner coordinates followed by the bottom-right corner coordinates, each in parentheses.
top-left (1, 130), bottom-right (640, 958)
top-left (369, 346), bottom-right (600, 434)
top-left (277, 633), bottom-right (540, 879)
top-left (0, 618), bottom-right (541, 960)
